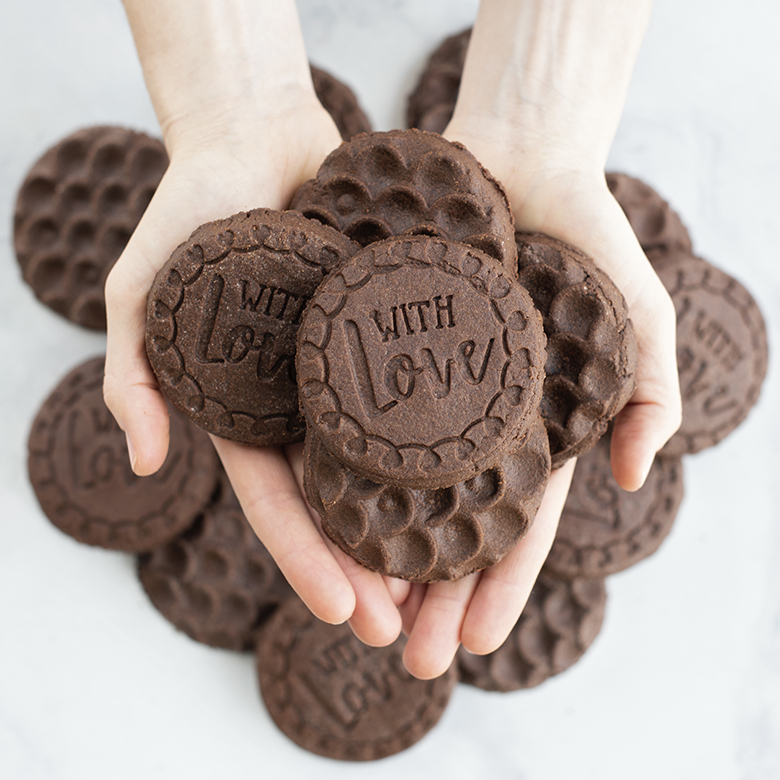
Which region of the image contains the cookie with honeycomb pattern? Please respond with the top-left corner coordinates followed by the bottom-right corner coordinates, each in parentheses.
top-left (138, 468), bottom-right (293, 650)
top-left (304, 410), bottom-right (550, 582)
top-left (648, 249), bottom-right (768, 456)
top-left (14, 126), bottom-right (168, 329)
top-left (290, 128), bottom-right (517, 270)
top-left (516, 232), bottom-right (637, 467)
top-left (28, 355), bottom-right (219, 552)
top-left (606, 172), bottom-right (692, 255)
top-left (545, 432), bottom-right (684, 580)
top-left (256, 597), bottom-right (456, 761)
top-left (407, 28), bottom-right (471, 133)
top-left (146, 208), bottom-right (358, 446)
top-left (311, 65), bottom-right (372, 141)
top-left (457, 572), bottom-right (606, 691)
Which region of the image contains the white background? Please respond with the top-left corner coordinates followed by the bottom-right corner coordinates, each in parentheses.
top-left (1, 1), bottom-right (779, 778)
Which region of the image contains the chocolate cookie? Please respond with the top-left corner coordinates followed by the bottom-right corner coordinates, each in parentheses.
top-left (649, 250), bottom-right (768, 456)
top-left (290, 128), bottom-right (517, 270)
top-left (311, 65), bottom-right (372, 141)
top-left (304, 411), bottom-right (550, 582)
top-left (296, 236), bottom-right (546, 489)
top-left (28, 355), bottom-right (219, 552)
top-left (138, 469), bottom-right (293, 650)
top-left (606, 172), bottom-right (692, 254)
top-left (256, 597), bottom-right (456, 760)
top-left (457, 572), bottom-right (606, 692)
top-left (146, 208), bottom-right (358, 446)
top-left (407, 28), bottom-right (471, 133)
top-left (14, 125), bottom-right (168, 329)
top-left (516, 233), bottom-right (637, 467)
top-left (545, 433), bottom-right (684, 580)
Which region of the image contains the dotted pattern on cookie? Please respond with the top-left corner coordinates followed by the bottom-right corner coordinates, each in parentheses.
top-left (457, 573), bottom-right (606, 692)
top-left (515, 232), bottom-right (637, 467)
top-left (290, 128), bottom-right (517, 271)
top-left (256, 597), bottom-right (456, 761)
top-left (14, 126), bottom-right (168, 329)
top-left (304, 411), bottom-right (550, 582)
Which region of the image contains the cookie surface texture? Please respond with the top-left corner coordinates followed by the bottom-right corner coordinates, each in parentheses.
top-left (28, 356), bottom-right (219, 551)
top-left (290, 128), bottom-right (517, 270)
top-left (516, 232), bottom-right (637, 466)
top-left (146, 208), bottom-right (358, 446)
top-left (138, 469), bottom-right (293, 650)
top-left (297, 236), bottom-right (546, 489)
top-left (304, 410), bottom-right (550, 582)
top-left (651, 250), bottom-right (768, 456)
top-left (545, 433), bottom-right (684, 580)
top-left (311, 65), bottom-right (372, 140)
top-left (457, 573), bottom-right (606, 692)
top-left (14, 125), bottom-right (168, 329)
top-left (256, 597), bottom-right (456, 761)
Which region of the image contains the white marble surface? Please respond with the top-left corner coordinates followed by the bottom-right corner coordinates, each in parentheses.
top-left (1, 1), bottom-right (779, 778)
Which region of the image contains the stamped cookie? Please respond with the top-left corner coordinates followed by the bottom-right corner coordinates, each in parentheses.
top-left (28, 356), bottom-right (219, 552)
top-left (649, 250), bottom-right (768, 456)
top-left (407, 28), bottom-right (471, 133)
top-left (457, 572), bottom-right (606, 692)
top-left (296, 236), bottom-right (546, 489)
top-left (14, 125), bottom-right (168, 329)
top-left (606, 172), bottom-right (692, 254)
top-left (545, 433), bottom-right (684, 580)
top-left (138, 469), bottom-right (293, 650)
top-left (311, 65), bottom-right (372, 141)
top-left (304, 410), bottom-right (550, 582)
top-left (146, 208), bottom-right (358, 446)
top-left (290, 128), bottom-right (517, 270)
top-left (516, 233), bottom-right (637, 466)
top-left (256, 597), bottom-right (456, 761)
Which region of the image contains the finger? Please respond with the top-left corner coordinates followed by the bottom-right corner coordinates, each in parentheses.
top-left (402, 572), bottom-right (480, 680)
top-left (460, 459), bottom-right (575, 655)
top-left (398, 582), bottom-right (427, 637)
top-left (383, 576), bottom-right (412, 607)
top-left (213, 436), bottom-right (355, 625)
top-left (285, 443), bottom-right (401, 646)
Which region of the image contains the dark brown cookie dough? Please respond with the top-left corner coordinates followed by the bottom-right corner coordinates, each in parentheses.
top-left (297, 236), bottom-right (546, 489)
top-left (138, 468), bottom-right (293, 651)
top-left (606, 172), bottom-right (692, 254)
top-left (256, 597), bottom-right (456, 761)
top-left (516, 232), bottom-right (637, 467)
top-left (649, 249), bottom-right (768, 456)
top-left (311, 65), bottom-right (372, 141)
top-left (457, 572), bottom-right (606, 692)
top-left (14, 125), bottom-right (168, 330)
top-left (146, 208), bottom-right (358, 446)
top-left (407, 28), bottom-right (471, 133)
top-left (304, 410), bottom-right (550, 582)
top-left (290, 128), bottom-right (517, 270)
top-left (545, 433), bottom-right (684, 580)
top-left (28, 355), bottom-right (219, 552)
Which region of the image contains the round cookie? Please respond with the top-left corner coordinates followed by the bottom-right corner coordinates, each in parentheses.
top-left (545, 433), bottom-right (684, 580)
top-left (606, 172), bottom-right (692, 254)
top-left (290, 128), bottom-right (517, 270)
top-left (256, 597), bottom-right (456, 761)
top-left (14, 125), bottom-right (168, 329)
top-left (296, 236), bottom-right (547, 489)
top-left (516, 232), bottom-right (637, 467)
top-left (457, 572), bottom-right (606, 692)
top-left (311, 65), bottom-right (372, 141)
top-left (304, 411), bottom-right (550, 583)
top-left (649, 249), bottom-right (768, 456)
top-left (28, 355), bottom-right (219, 552)
top-left (138, 469), bottom-right (293, 651)
top-left (146, 208), bottom-right (358, 446)
top-left (407, 28), bottom-right (471, 133)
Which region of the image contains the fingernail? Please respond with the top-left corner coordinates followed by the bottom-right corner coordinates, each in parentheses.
top-left (125, 432), bottom-right (137, 473)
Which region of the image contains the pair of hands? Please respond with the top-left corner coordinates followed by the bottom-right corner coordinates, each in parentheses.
top-left (103, 89), bottom-right (680, 680)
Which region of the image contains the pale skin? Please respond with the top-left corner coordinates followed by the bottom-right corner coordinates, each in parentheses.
top-left (106, 0), bottom-right (680, 679)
